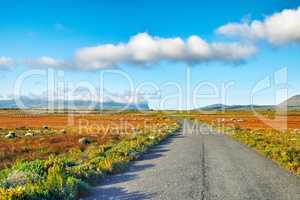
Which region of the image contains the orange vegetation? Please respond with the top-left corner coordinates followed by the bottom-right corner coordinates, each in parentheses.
top-left (0, 110), bottom-right (173, 168)
top-left (191, 112), bottom-right (300, 130)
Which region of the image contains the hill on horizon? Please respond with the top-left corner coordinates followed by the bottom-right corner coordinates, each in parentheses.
top-left (278, 95), bottom-right (300, 110)
top-left (0, 97), bottom-right (149, 110)
top-left (199, 104), bottom-right (273, 111)
top-left (200, 95), bottom-right (300, 111)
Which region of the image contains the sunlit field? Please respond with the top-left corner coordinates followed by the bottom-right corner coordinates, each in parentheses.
top-left (187, 110), bottom-right (300, 176)
top-left (0, 110), bottom-right (179, 199)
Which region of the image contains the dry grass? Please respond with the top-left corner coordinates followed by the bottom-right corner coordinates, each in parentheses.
top-left (0, 110), bottom-right (174, 169)
top-left (189, 111), bottom-right (300, 129)
top-left (188, 110), bottom-right (300, 175)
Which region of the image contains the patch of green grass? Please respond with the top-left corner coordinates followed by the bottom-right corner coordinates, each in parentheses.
top-left (0, 123), bottom-right (180, 200)
top-left (192, 117), bottom-right (300, 176)
top-left (230, 128), bottom-right (300, 175)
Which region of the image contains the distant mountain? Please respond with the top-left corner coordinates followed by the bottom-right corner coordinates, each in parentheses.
top-left (200, 104), bottom-right (274, 111)
top-left (200, 95), bottom-right (300, 111)
top-left (278, 95), bottom-right (300, 110)
top-left (200, 104), bottom-right (227, 110)
top-left (0, 98), bottom-right (149, 110)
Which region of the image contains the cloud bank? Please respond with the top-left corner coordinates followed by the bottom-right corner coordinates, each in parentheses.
top-left (217, 6), bottom-right (300, 45)
top-left (3, 7), bottom-right (300, 70)
top-left (25, 33), bottom-right (256, 70)
top-left (27, 56), bottom-right (65, 68)
top-left (73, 33), bottom-right (256, 69)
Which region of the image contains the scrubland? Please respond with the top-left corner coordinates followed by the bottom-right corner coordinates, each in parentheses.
top-left (0, 110), bottom-right (180, 200)
top-left (188, 110), bottom-right (300, 176)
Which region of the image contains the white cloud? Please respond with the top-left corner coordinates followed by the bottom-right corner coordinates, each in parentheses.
top-left (3, 33), bottom-right (256, 70)
top-left (73, 33), bottom-right (256, 69)
top-left (217, 6), bottom-right (300, 45)
top-left (14, 87), bottom-right (147, 105)
top-left (0, 56), bottom-right (14, 68)
top-left (28, 56), bottom-right (65, 68)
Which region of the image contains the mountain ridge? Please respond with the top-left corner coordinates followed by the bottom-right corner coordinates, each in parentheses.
top-left (0, 97), bottom-right (149, 110)
top-left (278, 95), bottom-right (300, 108)
top-left (200, 95), bottom-right (300, 111)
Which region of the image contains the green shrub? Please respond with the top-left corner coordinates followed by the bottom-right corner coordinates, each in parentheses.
top-left (0, 122), bottom-right (180, 199)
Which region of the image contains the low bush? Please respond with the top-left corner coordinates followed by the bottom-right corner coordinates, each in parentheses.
top-left (231, 128), bottom-right (300, 175)
top-left (0, 123), bottom-right (180, 200)
top-left (188, 115), bottom-right (300, 176)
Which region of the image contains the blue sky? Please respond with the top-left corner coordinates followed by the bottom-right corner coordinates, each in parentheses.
top-left (0, 0), bottom-right (300, 109)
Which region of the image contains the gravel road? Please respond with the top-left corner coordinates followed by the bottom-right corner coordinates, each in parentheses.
top-left (84, 120), bottom-right (300, 200)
